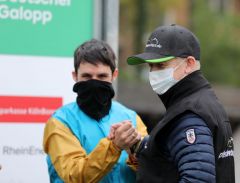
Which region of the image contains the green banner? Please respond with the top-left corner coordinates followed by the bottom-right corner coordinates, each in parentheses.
top-left (0, 0), bottom-right (93, 57)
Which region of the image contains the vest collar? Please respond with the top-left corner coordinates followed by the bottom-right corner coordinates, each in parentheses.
top-left (159, 70), bottom-right (210, 109)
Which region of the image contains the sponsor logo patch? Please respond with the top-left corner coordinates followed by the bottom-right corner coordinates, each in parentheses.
top-left (186, 129), bottom-right (196, 144)
top-left (146, 38), bottom-right (162, 48)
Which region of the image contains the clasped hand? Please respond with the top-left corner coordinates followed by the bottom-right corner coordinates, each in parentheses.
top-left (107, 120), bottom-right (141, 150)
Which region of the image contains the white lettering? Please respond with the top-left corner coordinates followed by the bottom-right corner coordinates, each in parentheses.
top-left (0, 107), bottom-right (27, 115)
top-left (146, 43), bottom-right (162, 48)
top-left (42, 10), bottom-right (52, 24)
top-left (5, 0), bottom-right (71, 6)
top-left (0, 5), bottom-right (9, 18)
top-left (0, 0), bottom-right (72, 5)
top-left (218, 150), bottom-right (234, 159)
top-left (23, 8), bottom-right (32, 20)
top-left (0, 107), bottom-right (55, 115)
top-left (41, 0), bottom-right (50, 5)
top-left (19, 0), bottom-right (27, 3)
top-left (32, 10), bottom-right (42, 24)
top-left (0, 5), bottom-right (52, 25)
top-left (28, 107), bottom-right (55, 115)
top-left (55, 0), bottom-right (70, 6)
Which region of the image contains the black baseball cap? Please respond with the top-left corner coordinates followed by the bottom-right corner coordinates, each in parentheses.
top-left (127, 24), bottom-right (200, 65)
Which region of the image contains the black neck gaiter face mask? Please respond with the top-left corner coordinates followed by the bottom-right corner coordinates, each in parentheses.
top-left (73, 79), bottom-right (115, 121)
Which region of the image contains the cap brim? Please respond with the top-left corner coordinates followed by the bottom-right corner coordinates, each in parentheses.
top-left (127, 52), bottom-right (175, 65)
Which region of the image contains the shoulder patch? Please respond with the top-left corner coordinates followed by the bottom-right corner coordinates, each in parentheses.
top-left (186, 129), bottom-right (196, 144)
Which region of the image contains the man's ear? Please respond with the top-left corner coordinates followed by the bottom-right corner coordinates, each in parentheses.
top-left (112, 68), bottom-right (119, 81)
top-left (72, 71), bottom-right (77, 82)
top-left (185, 56), bottom-right (196, 74)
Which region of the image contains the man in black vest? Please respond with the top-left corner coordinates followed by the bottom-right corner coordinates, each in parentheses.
top-left (127, 24), bottom-right (235, 183)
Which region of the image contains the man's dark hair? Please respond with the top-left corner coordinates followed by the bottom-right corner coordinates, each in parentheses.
top-left (74, 39), bottom-right (116, 73)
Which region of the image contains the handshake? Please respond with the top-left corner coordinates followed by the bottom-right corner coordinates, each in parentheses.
top-left (107, 120), bottom-right (141, 153)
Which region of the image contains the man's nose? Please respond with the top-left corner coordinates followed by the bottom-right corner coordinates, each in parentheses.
top-left (91, 76), bottom-right (99, 80)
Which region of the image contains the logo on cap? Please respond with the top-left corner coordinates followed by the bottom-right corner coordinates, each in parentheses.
top-left (146, 38), bottom-right (162, 48)
top-left (186, 129), bottom-right (196, 144)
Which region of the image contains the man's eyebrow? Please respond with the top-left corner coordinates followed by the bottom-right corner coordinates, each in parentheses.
top-left (97, 73), bottom-right (109, 76)
top-left (80, 73), bottom-right (92, 76)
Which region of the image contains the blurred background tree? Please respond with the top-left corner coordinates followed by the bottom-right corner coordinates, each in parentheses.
top-left (192, 0), bottom-right (240, 87)
top-left (119, 0), bottom-right (240, 87)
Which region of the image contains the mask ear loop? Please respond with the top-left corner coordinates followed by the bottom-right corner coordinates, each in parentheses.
top-left (173, 59), bottom-right (188, 80)
top-left (173, 59), bottom-right (187, 71)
